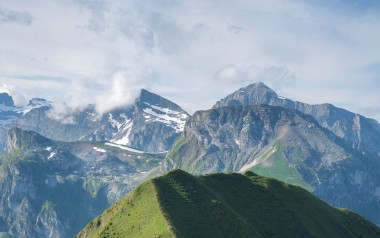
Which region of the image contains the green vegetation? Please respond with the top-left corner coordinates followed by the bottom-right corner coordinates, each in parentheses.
top-left (77, 170), bottom-right (380, 238)
top-left (166, 136), bottom-right (192, 168)
top-left (250, 141), bottom-right (314, 192)
top-left (76, 180), bottom-right (174, 238)
top-left (0, 232), bottom-right (13, 238)
top-left (83, 178), bottom-right (105, 198)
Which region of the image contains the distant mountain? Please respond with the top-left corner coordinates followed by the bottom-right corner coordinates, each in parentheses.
top-left (0, 128), bottom-right (165, 238)
top-left (166, 104), bottom-right (380, 226)
top-left (213, 82), bottom-right (380, 158)
top-left (76, 170), bottom-right (380, 238)
top-left (4, 89), bottom-right (189, 153)
top-left (0, 93), bottom-right (15, 107)
top-left (0, 95), bottom-right (52, 152)
top-left (0, 93), bottom-right (50, 126)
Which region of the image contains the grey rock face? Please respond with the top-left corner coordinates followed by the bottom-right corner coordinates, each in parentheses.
top-left (168, 105), bottom-right (353, 173)
top-left (213, 82), bottom-right (380, 158)
top-left (7, 128), bottom-right (53, 152)
top-left (167, 105), bottom-right (380, 226)
top-left (0, 94), bottom-right (51, 123)
top-left (0, 128), bottom-right (165, 238)
top-left (164, 105), bottom-right (380, 227)
top-left (0, 127), bottom-right (7, 153)
top-left (0, 93), bottom-right (14, 107)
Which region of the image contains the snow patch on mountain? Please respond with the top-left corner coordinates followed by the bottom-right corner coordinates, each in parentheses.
top-left (105, 142), bottom-right (145, 154)
top-left (108, 113), bottom-right (130, 131)
top-left (108, 113), bottom-right (122, 130)
top-left (16, 98), bottom-right (51, 115)
top-left (142, 103), bottom-right (189, 132)
top-left (0, 97), bottom-right (51, 125)
top-left (111, 119), bottom-right (133, 145)
top-left (93, 147), bottom-right (106, 153)
top-left (48, 152), bottom-right (56, 160)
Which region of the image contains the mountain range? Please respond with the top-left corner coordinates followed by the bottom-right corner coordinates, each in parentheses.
top-left (3, 89), bottom-right (189, 153)
top-left (213, 82), bottom-right (380, 159)
top-left (1, 82), bottom-right (380, 237)
top-left (0, 128), bottom-right (165, 238)
top-left (165, 83), bottom-right (380, 226)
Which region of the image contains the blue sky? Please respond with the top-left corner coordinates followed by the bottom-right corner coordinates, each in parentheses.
top-left (0, 0), bottom-right (380, 120)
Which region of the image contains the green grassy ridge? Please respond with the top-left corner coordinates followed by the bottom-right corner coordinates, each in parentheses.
top-left (250, 141), bottom-right (314, 192)
top-left (76, 179), bottom-right (175, 238)
top-left (77, 170), bottom-right (380, 238)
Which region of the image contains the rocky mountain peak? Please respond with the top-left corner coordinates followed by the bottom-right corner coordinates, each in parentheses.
top-left (246, 81), bottom-right (275, 92)
top-left (138, 89), bottom-right (165, 106)
top-left (212, 82), bottom-right (380, 158)
top-left (137, 89), bottom-right (185, 113)
top-left (0, 92), bottom-right (15, 107)
top-left (213, 82), bottom-right (279, 109)
top-left (7, 127), bottom-right (53, 152)
top-left (27, 98), bottom-right (48, 107)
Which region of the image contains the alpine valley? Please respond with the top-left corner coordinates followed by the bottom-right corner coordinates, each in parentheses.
top-left (0, 83), bottom-right (380, 237)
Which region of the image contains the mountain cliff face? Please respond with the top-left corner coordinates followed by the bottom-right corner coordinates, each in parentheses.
top-left (77, 170), bottom-right (380, 238)
top-left (213, 82), bottom-right (380, 158)
top-left (0, 127), bottom-right (7, 154)
top-left (166, 105), bottom-right (380, 225)
top-left (168, 105), bottom-right (356, 173)
top-left (0, 95), bottom-right (52, 153)
top-left (0, 128), bottom-right (165, 238)
top-left (0, 95), bottom-right (51, 126)
top-left (0, 93), bottom-right (14, 107)
top-left (10, 89), bottom-right (189, 153)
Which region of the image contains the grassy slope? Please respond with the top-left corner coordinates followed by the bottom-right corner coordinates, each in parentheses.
top-left (77, 170), bottom-right (380, 238)
top-left (76, 180), bottom-right (175, 238)
top-left (250, 141), bottom-right (314, 192)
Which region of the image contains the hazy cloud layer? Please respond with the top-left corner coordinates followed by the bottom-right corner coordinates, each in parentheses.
top-left (0, 8), bottom-right (33, 25)
top-left (0, 0), bottom-right (379, 120)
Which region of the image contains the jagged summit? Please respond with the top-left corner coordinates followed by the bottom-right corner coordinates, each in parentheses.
top-left (0, 94), bottom-right (51, 128)
top-left (0, 92), bottom-right (15, 107)
top-left (137, 89), bottom-right (188, 114)
top-left (213, 82), bottom-right (279, 109)
top-left (27, 97), bottom-right (49, 107)
top-left (243, 81), bottom-right (276, 93)
top-left (5, 88), bottom-right (189, 153)
top-left (212, 82), bottom-right (380, 158)
top-left (7, 127), bottom-right (53, 152)
top-left (139, 89), bottom-right (164, 104)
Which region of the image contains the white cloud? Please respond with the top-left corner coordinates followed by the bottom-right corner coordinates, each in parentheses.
top-left (0, 83), bottom-right (28, 106)
top-left (92, 67), bottom-right (155, 114)
top-left (45, 67), bottom-right (155, 122)
top-left (0, 0), bottom-right (379, 121)
top-left (0, 8), bottom-right (33, 25)
top-left (46, 102), bottom-right (77, 125)
top-left (215, 65), bottom-right (295, 90)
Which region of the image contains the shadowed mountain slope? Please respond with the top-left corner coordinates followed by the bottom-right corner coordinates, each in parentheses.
top-left (77, 170), bottom-right (380, 238)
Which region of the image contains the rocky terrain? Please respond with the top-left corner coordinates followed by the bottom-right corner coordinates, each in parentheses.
top-left (11, 89), bottom-right (189, 153)
top-left (166, 85), bottom-right (380, 226)
top-left (1, 83), bottom-right (380, 237)
top-left (0, 128), bottom-right (165, 238)
top-left (213, 82), bottom-right (380, 159)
